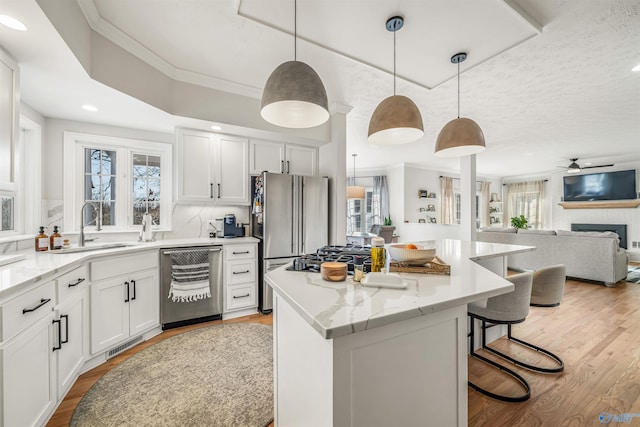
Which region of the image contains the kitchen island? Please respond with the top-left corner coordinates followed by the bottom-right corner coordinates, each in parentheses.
top-left (265, 239), bottom-right (534, 427)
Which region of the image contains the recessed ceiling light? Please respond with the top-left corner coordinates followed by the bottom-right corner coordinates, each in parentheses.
top-left (633, 63), bottom-right (640, 72)
top-left (211, 125), bottom-right (222, 131)
top-left (0, 14), bottom-right (27, 31)
top-left (82, 104), bottom-right (98, 112)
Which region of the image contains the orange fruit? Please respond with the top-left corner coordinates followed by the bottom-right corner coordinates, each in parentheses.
top-left (405, 243), bottom-right (418, 250)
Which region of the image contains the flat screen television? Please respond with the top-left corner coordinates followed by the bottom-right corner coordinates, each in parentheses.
top-left (563, 170), bottom-right (637, 202)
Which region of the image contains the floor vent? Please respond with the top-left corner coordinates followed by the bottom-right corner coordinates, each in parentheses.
top-left (107, 336), bottom-right (143, 358)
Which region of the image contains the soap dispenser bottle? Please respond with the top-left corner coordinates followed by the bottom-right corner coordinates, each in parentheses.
top-left (35, 226), bottom-right (49, 252)
top-left (50, 225), bottom-right (63, 250)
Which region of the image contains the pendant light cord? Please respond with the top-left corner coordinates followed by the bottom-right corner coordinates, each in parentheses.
top-left (352, 154), bottom-right (357, 181)
top-left (294, 0), bottom-right (297, 61)
top-left (457, 60), bottom-right (460, 118)
top-left (393, 27), bottom-right (396, 96)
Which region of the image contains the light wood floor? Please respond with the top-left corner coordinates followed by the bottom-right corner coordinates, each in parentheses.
top-left (49, 277), bottom-right (640, 427)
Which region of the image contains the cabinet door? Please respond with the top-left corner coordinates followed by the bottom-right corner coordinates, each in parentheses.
top-left (56, 294), bottom-right (87, 397)
top-left (177, 129), bottom-right (214, 201)
top-left (286, 145), bottom-right (317, 176)
top-left (215, 135), bottom-right (250, 205)
top-left (90, 278), bottom-right (129, 354)
top-left (250, 140), bottom-right (286, 174)
top-left (128, 269), bottom-right (160, 336)
top-left (2, 313), bottom-right (56, 427)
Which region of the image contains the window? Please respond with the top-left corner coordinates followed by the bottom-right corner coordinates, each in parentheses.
top-left (346, 181), bottom-right (383, 234)
top-left (0, 195), bottom-right (14, 232)
top-left (84, 148), bottom-right (117, 227)
top-left (64, 132), bottom-right (172, 233)
top-left (132, 153), bottom-right (161, 225)
top-left (504, 181), bottom-right (546, 229)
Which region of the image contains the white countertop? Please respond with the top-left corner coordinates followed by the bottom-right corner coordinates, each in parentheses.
top-left (0, 237), bottom-right (258, 299)
top-left (265, 239), bottom-right (535, 339)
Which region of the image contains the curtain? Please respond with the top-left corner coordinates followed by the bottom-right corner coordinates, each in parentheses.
top-left (504, 180), bottom-right (546, 229)
top-left (373, 176), bottom-right (389, 222)
top-left (440, 176), bottom-right (455, 225)
top-left (481, 181), bottom-right (491, 228)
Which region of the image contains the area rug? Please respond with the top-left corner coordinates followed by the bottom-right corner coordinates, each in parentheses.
top-left (71, 323), bottom-right (273, 427)
top-left (626, 265), bottom-right (640, 283)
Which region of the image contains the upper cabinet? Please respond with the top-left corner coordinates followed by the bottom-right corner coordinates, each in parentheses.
top-left (250, 140), bottom-right (317, 176)
top-left (176, 129), bottom-right (249, 204)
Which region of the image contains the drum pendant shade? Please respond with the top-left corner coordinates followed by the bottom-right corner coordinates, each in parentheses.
top-left (261, 60), bottom-right (329, 129)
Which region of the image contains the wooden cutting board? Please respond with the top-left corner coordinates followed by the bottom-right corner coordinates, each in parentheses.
top-left (388, 256), bottom-right (451, 275)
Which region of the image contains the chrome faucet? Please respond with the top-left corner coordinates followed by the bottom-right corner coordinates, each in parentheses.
top-left (79, 202), bottom-right (101, 247)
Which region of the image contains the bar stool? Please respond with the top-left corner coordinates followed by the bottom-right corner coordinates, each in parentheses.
top-left (530, 264), bottom-right (566, 307)
top-left (468, 271), bottom-right (533, 402)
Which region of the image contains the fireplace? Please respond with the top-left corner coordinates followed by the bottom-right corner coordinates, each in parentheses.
top-left (571, 223), bottom-right (627, 249)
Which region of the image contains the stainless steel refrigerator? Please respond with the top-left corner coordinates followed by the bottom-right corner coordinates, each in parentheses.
top-left (251, 172), bottom-right (329, 313)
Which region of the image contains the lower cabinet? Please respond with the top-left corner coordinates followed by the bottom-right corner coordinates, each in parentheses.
top-left (223, 244), bottom-right (258, 316)
top-left (1, 311), bottom-right (56, 427)
top-left (54, 292), bottom-right (88, 398)
top-left (90, 269), bottom-right (159, 354)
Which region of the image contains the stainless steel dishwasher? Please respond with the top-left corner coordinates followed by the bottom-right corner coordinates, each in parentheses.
top-left (160, 246), bottom-right (223, 329)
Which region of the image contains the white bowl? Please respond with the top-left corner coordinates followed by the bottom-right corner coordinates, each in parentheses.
top-left (388, 243), bottom-right (436, 264)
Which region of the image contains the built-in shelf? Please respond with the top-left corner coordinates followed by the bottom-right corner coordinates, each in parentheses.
top-left (558, 200), bottom-right (640, 209)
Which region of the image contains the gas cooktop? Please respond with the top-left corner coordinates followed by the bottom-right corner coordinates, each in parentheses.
top-left (288, 244), bottom-right (372, 273)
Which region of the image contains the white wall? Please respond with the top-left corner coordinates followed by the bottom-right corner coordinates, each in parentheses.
top-left (387, 164), bottom-right (502, 242)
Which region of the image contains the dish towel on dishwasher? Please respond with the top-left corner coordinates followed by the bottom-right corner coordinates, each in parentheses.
top-left (169, 249), bottom-right (211, 302)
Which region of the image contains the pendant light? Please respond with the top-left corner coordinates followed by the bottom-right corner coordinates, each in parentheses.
top-left (347, 154), bottom-right (365, 199)
top-left (260, 0), bottom-right (329, 129)
top-left (567, 159), bottom-right (581, 174)
top-left (434, 52), bottom-right (486, 157)
top-left (368, 16), bottom-right (424, 145)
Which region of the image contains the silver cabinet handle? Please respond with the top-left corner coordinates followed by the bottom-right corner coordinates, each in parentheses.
top-left (232, 270), bottom-right (250, 275)
top-left (210, 183), bottom-right (214, 198)
top-left (286, 160), bottom-right (290, 174)
top-left (233, 294), bottom-right (250, 299)
top-left (232, 251), bottom-right (250, 255)
top-left (217, 183), bottom-right (221, 199)
top-left (281, 160), bottom-right (284, 174)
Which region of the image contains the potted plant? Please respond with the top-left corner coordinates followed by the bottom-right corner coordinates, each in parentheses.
top-left (510, 215), bottom-right (529, 229)
top-left (383, 216), bottom-right (392, 226)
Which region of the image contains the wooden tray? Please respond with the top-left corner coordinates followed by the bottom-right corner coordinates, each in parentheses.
top-left (388, 256), bottom-right (450, 275)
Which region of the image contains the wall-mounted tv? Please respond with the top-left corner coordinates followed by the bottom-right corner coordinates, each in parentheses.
top-left (563, 170), bottom-right (637, 202)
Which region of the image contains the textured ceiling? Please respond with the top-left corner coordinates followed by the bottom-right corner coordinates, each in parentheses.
top-left (3, 0), bottom-right (640, 178)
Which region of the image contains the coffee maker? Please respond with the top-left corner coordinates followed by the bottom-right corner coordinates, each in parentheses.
top-left (223, 214), bottom-right (245, 238)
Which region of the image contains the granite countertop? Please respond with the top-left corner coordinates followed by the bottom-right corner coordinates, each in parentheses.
top-left (0, 237), bottom-right (258, 299)
top-left (265, 239), bottom-right (535, 339)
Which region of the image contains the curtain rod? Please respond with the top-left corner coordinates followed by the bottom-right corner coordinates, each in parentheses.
top-left (502, 179), bottom-right (549, 185)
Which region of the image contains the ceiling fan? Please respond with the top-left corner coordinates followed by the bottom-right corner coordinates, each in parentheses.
top-left (562, 158), bottom-right (614, 174)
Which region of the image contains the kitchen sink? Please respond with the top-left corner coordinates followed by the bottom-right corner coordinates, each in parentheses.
top-left (49, 242), bottom-right (139, 254)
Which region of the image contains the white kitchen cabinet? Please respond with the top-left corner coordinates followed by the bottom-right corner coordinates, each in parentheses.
top-left (0, 281), bottom-right (56, 427)
top-left (223, 244), bottom-right (258, 315)
top-left (176, 128), bottom-right (249, 204)
top-left (250, 140), bottom-right (317, 176)
top-left (54, 292), bottom-right (87, 398)
top-left (90, 251), bottom-right (159, 354)
top-left (53, 264), bottom-right (89, 399)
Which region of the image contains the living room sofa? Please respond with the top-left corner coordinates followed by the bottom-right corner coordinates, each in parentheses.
top-left (477, 228), bottom-right (628, 286)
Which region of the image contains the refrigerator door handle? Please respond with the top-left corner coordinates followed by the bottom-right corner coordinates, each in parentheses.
top-left (291, 178), bottom-right (295, 254)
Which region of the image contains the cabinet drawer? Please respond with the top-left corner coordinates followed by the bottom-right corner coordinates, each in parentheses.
top-left (225, 283), bottom-right (256, 311)
top-left (56, 264), bottom-right (89, 302)
top-left (225, 259), bottom-right (256, 285)
top-left (224, 244), bottom-right (256, 261)
top-left (91, 251), bottom-right (158, 282)
top-left (1, 281), bottom-right (55, 342)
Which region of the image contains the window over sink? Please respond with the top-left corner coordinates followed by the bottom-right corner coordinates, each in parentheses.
top-left (63, 132), bottom-right (172, 233)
